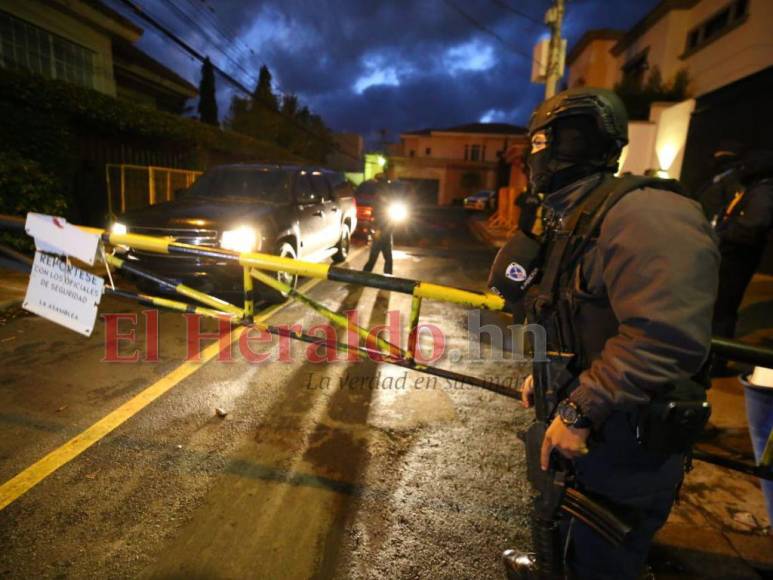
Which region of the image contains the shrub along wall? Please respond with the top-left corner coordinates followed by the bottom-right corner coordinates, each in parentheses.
top-left (0, 69), bottom-right (302, 227)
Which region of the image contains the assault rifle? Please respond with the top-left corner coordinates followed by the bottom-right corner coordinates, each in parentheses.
top-left (519, 353), bottom-right (632, 578)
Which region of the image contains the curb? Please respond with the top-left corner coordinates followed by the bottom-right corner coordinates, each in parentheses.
top-left (0, 298), bottom-right (22, 312)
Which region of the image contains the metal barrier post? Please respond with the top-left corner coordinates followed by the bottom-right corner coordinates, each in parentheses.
top-left (250, 268), bottom-right (404, 359)
top-left (105, 255), bottom-right (244, 317)
top-left (148, 166), bottom-right (156, 205)
top-left (243, 266), bottom-right (254, 318)
top-left (407, 295), bottom-right (422, 361)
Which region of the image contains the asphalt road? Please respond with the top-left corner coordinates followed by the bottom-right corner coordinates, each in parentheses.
top-left (0, 207), bottom-right (533, 579)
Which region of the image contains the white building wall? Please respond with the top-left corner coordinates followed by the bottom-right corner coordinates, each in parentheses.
top-left (619, 121), bottom-right (658, 176)
top-left (614, 0), bottom-right (773, 97)
top-left (0, 0), bottom-right (123, 96)
top-left (682, 0), bottom-right (773, 96)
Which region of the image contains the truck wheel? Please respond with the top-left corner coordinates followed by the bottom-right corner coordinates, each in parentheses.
top-left (332, 224), bottom-right (350, 263)
top-left (264, 242), bottom-right (297, 304)
top-left (276, 242), bottom-right (298, 290)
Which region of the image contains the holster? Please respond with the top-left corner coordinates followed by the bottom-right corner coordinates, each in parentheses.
top-left (636, 379), bottom-right (712, 455)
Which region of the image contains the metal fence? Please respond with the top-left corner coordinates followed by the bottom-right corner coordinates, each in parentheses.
top-left (106, 164), bottom-right (202, 217)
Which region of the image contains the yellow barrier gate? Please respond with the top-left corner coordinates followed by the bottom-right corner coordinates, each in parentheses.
top-left (0, 213), bottom-right (770, 478)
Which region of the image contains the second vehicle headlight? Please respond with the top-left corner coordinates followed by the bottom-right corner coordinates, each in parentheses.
top-left (221, 226), bottom-right (258, 253)
top-left (110, 222), bottom-right (128, 236)
top-left (387, 201), bottom-right (409, 223)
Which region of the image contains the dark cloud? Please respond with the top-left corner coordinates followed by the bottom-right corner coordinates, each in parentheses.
top-left (107, 0), bottom-right (659, 144)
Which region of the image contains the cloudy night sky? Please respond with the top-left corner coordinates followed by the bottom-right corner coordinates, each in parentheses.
top-left (106, 0), bottom-right (659, 145)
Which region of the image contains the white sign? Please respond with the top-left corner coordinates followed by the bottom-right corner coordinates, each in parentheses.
top-left (25, 213), bottom-right (100, 265)
top-left (24, 251), bottom-right (104, 336)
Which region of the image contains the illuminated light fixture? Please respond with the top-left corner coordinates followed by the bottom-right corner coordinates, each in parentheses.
top-left (110, 222), bottom-right (127, 236)
top-left (656, 142), bottom-right (680, 172)
top-left (377, 156), bottom-right (386, 167)
top-left (387, 201), bottom-right (409, 223)
top-left (656, 169), bottom-right (670, 178)
top-left (221, 226), bottom-right (258, 253)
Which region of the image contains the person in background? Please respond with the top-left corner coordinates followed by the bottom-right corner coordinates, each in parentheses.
top-left (711, 150), bottom-right (773, 346)
top-left (697, 141), bottom-right (747, 222)
top-left (362, 174), bottom-right (394, 275)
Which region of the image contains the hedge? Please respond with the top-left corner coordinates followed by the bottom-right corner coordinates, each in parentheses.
top-left (0, 68), bottom-right (302, 163)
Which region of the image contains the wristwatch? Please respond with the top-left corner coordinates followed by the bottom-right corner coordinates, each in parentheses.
top-left (557, 400), bottom-right (593, 429)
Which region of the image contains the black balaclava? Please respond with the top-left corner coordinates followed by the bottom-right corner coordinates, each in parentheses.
top-left (527, 115), bottom-right (615, 195)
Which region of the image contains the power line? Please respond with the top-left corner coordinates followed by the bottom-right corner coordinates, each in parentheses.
top-left (163, 0), bottom-right (258, 89)
top-left (488, 0), bottom-right (544, 27)
top-left (441, 0), bottom-right (543, 69)
top-left (176, 0), bottom-right (284, 97)
top-left (183, 0), bottom-right (257, 63)
top-left (116, 0), bottom-right (351, 160)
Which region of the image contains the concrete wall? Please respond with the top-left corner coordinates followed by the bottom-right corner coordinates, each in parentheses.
top-left (567, 38), bottom-right (619, 89)
top-left (618, 98), bottom-right (696, 179)
top-left (619, 121), bottom-right (658, 176)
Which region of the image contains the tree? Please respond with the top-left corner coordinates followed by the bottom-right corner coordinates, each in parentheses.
top-left (198, 57), bottom-right (219, 126)
top-left (225, 65), bottom-right (334, 162)
top-left (253, 65), bottom-right (278, 111)
top-left (281, 93), bottom-right (299, 118)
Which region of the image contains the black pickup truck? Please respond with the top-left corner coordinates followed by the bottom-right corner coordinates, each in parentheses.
top-left (112, 164), bottom-right (357, 300)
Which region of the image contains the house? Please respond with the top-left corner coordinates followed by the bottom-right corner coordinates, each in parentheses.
top-left (0, 0), bottom-right (196, 112)
top-left (565, 0), bottom-right (773, 188)
top-left (388, 123), bottom-right (528, 205)
top-left (112, 40), bottom-right (197, 114)
top-left (566, 29), bottom-right (623, 90)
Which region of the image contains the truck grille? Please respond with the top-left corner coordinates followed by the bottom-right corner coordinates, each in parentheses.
top-left (127, 226), bottom-right (221, 260)
top-left (127, 226), bottom-right (220, 246)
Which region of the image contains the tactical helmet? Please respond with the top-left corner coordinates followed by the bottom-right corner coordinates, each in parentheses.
top-left (528, 87), bottom-right (629, 152)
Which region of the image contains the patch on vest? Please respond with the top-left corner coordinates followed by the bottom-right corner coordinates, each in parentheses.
top-left (505, 262), bottom-right (528, 283)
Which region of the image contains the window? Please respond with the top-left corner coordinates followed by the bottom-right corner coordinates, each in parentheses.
top-left (704, 7), bottom-right (731, 40)
top-left (686, 29), bottom-right (701, 51)
top-left (684, 0), bottom-right (749, 54)
top-left (425, 147), bottom-right (431, 156)
top-left (470, 145), bottom-right (481, 162)
top-left (621, 49), bottom-right (649, 88)
top-left (294, 173), bottom-right (318, 204)
top-left (0, 11), bottom-right (95, 89)
top-left (185, 169), bottom-right (290, 202)
top-left (310, 173), bottom-right (333, 202)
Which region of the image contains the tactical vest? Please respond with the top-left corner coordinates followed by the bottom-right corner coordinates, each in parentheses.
top-left (525, 174), bottom-right (686, 375)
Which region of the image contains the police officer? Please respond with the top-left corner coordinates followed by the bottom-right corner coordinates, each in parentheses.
top-left (363, 175), bottom-right (395, 275)
top-left (710, 150), bottom-right (773, 343)
top-left (493, 88), bottom-right (719, 579)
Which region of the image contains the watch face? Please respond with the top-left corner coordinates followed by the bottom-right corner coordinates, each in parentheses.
top-left (559, 401), bottom-right (579, 425)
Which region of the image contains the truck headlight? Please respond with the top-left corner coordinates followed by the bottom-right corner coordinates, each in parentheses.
top-left (387, 201), bottom-right (409, 223)
top-left (110, 222), bottom-right (127, 236)
top-left (221, 226), bottom-right (258, 253)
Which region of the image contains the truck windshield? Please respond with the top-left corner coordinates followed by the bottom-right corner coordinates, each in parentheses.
top-left (185, 169), bottom-right (291, 203)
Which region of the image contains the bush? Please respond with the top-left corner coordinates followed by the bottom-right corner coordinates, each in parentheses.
top-left (615, 66), bottom-right (691, 120)
top-left (0, 152), bottom-right (67, 251)
top-left (0, 69), bottom-right (302, 166)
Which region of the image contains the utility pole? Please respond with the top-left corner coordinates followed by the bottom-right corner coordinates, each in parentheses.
top-left (544, 0), bottom-right (565, 99)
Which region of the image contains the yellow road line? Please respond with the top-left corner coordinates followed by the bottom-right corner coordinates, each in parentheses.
top-left (0, 274), bottom-right (328, 512)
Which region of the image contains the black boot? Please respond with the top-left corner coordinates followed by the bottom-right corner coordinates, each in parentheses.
top-left (502, 549), bottom-right (538, 579)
